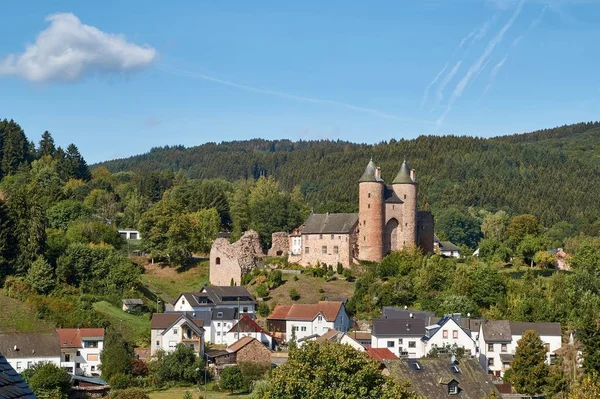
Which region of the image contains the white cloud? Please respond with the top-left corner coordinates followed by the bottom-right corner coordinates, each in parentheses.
top-left (0, 13), bottom-right (157, 82)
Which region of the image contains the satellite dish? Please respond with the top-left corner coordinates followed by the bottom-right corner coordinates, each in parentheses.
top-left (451, 354), bottom-right (457, 364)
top-left (409, 313), bottom-right (414, 318)
top-left (13, 345), bottom-right (18, 351)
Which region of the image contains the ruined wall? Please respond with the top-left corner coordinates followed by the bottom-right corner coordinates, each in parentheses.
top-left (268, 232), bottom-right (289, 257)
top-left (210, 230), bottom-right (264, 286)
top-left (417, 211), bottom-right (435, 254)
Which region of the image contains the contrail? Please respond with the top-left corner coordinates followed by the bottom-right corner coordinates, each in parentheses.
top-left (436, 61), bottom-right (463, 102)
top-left (420, 62), bottom-right (448, 109)
top-left (437, 0), bottom-right (524, 127)
top-left (157, 64), bottom-right (434, 124)
top-left (484, 55), bottom-right (508, 95)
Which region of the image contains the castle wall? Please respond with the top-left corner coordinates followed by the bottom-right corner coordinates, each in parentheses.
top-left (268, 232), bottom-right (289, 257)
top-left (358, 182), bottom-right (384, 262)
top-left (209, 231), bottom-right (263, 286)
top-left (392, 183), bottom-right (418, 250)
top-left (417, 210), bottom-right (435, 254)
top-left (296, 233), bottom-right (354, 268)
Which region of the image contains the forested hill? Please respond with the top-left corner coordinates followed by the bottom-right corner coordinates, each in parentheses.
top-left (96, 121), bottom-right (600, 228)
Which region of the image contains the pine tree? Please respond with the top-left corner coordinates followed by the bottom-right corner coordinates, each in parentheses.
top-left (38, 131), bottom-right (56, 157)
top-left (507, 330), bottom-right (550, 395)
top-left (0, 119), bottom-right (28, 176)
top-left (27, 257), bottom-right (55, 294)
top-left (65, 144), bottom-right (91, 181)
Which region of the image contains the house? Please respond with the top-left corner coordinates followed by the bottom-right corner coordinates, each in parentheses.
top-left (71, 375), bottom-right (110, 398)
top-left (0, 333), bottom-right (61, 373)
top-left (122, 298), bottom-right (144, 312)
top-left (226, 315), bottom-right (275, 349)
top-left (384, 356), bottom-right (501, 399)
top-left (346, 331), bottom-right (372, 347)
top-left (57, 328), bottom-right (104, 377)
top-left (150, 312), bottom-right (205, 356)
top-left (118, 229), bottom-right (141, 240)
top-left (371, 318), bottom-right (427, 358)
top-left (477, 320), bottom-right (562, 378)
top-left (266, 301), bottom-right (351, 343)
top-left (206, 336), bottom-right (272, 378)
top-left (421, 314), bottom-right (477, 357)
top-left (0, 353), bottom-right (36, 398)
top-left (364, 345), bottom-right (399, 362)
top-left (434, 235), bottom-right (462, 258)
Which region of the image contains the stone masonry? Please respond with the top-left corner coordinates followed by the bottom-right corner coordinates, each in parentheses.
top-left (235, 339), bottom-right (272, 365)
top-left (267, 232), bottom-right (289, 257)
top-left (209, 230), bottom-right (263, 286)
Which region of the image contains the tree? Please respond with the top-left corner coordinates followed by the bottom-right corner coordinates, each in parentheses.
top-left (27, 257), bottom-right (55, 294)
top-left (65, 220), bottom-right (123, 248)
top-left (506, 330), bottom-right (550, 395)
top-left (47, 199), bottom-right (91, 230)
top-left (567, 373), bottom-right (600, 399)
top-left (190, 208), bottom-right (220, 253)
top-left (435, 206), bottom-right (482, 249)
top-left (0, 119), bottom-right (28, 177)
top-left (101, 329), bottom-right (134, 381)
top-left (160, 344), bottom-right (204, 383)
top-left (438, 295), bottom-right (479, 317)
top-left (22, 362), bottom-right (71, 399)
top-left (256, 284), bottom-right (269, 298)
top-left (230, 180), bottom-right (252, 238)
top-left (220, 365), bottom-right (244, 394)
top-left (38, 131), bottom-right (56, 157)
top-left (507, 214), bottom-right (542, 248)
top-left (65, 143), bottom-right (91, 181)
top-left (289, 288), bottom-right (300, 301)
top-left (264, 341), bottom-right (419, 399)
top-left (84, 189), bottom-right (119, 223)
top-left (481, 210), bottom-right (509, 242)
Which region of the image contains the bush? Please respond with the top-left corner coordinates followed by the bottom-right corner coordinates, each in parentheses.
top-left (268, 270), bottom-right (283, 288)
top-left (239, 362), bottom-right (270, 392)
top-left (289, 288), bottom-right (300, 301)
top-left (342, 269), bottom-right (353, 281)
top-left (258, 303), bottom-right (270, 317)
top-left (109, 373), bottom-right (131, 389)
top-left (318, 288), bottom-right (325, 293)
top-left (22, 362), bottom-right (72, 399)
top-left (336, 263), bottom-right (344, 274)
top-left (255, 284), bottom-right (269, 298)
top-left (293, 275), bottom-right (299, 281)
top-left (130, 359), bottom-right (149, 377)
top-left (220, 365), bottom-right (244, 393)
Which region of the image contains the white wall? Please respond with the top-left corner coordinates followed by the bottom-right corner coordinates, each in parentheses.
top-left (211, 319), bottom-right (234, 345)
top-left (8, 357), bottom-right (60, 373)
top-left (370, 335), bottom-right (424, 358)
top-left (151, 319), bottom-right (204, 356)
top-left (425, 319), bottom-right (476, 356)
top-left (340, 335), bottom-right (365, 352)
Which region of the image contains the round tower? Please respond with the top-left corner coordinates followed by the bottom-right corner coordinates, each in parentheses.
top-left (392, 160), bottom-right (418, 250)
top-left (358, 159), bottom-right (385, 262)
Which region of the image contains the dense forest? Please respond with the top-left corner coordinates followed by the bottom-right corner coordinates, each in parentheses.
top-left (97, 122), bottom-right (600, 232)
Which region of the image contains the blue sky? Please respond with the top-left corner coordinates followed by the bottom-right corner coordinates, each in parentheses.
top-left (0, 0), bottom-right (599, 163)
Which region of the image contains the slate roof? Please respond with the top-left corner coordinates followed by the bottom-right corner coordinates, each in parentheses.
top-left (384, 185), bottom-right (403, 204)
top-left (0, 353), bottom-right (36, 399)
top-left (461, 318), bottom-right (483, 333)
top-left (150, 312), bottom-right (205, 329)
top-left (372, 319), bottom-right (426, 337)
top-left (364, 345), bottom-right (398, 362)
top-left (382, 307), bottom-right (436, 324)
top-left (384, 356), bottom-right (500, 399)
top-left (509, 321), bottom-right (561, 337)
top-left (122, 299), bottom-right (144, 306)
top-left (359, 159), bottom-right (382, 183)
top-left (267, 301), bottom-right (344, 322)
top-left (57, 329), bottom-right (104, 348)
top-left (438, 241), bottom-right (461, 252)
top-left (212, 308), bottom-right (237, 321)
top-left (301, 213), bottom-right (359, 234)
top-left (71, 375), bottom-right (108, 386)
top-left (481, 320), bottom-right (512, 343)
top-left (392, 160), bottom-right (414, 184)
top-left (0, 333), bottom-right (60, 359)
top-left (177, 286), bottom-right (257, 307)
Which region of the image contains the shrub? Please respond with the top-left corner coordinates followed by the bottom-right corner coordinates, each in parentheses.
top-left (109, 373), bottom-right (131, 389)
top-left (289, 288), bottom-right (300, 301)
top-left (258, 303), bottom-right (270, 317)
top-left (318, 288), bottom-right (325, 293)
top-left (336, 263), bottom-right (344, 274)
top-left (130, 359), bottom-right (149, 377)
top-left (255, 284), bottom-right (269, 298)
top-left (22, 362), bottom-right (72, 399)
top-left (342, 269), bottom-right (353, 281)
top-left (293, 275), bottom-right (299, 281)
top-left (220, 365), bottom-right (244, 393)
top-left (268, 270), bottom-right (283, 288)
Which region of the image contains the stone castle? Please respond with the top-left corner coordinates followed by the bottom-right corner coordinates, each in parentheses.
top-left (210, 159), bottom-right (434, 285)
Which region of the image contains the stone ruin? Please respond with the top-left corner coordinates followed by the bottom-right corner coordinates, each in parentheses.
top-left (209, 230), bottom-right (264, 286)
top-left (268, 232), bottom-right (289, 257)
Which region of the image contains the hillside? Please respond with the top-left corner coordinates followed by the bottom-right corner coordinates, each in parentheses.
top-left (96, 122), bottom-right (600, 228)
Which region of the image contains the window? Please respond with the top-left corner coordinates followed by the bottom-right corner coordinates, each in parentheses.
top-left (243, 307), bottom-right (248, 313)
top-left (301, 326), bottom-right (307, 332)
top-left (487, 358), bottom-right (494, 366)
top-left (156, 340), bottom-right (160, 347)
top-left (545, 343), bottom-right (550, 352)
top-left (322, 246), bottom-right (327, 254)
top-left (317, 315), bottom-right (323, 323)
top-left (91, 366), bottom-right (95, 371)
top-left (404, 194), bottom-right (407, 199)
top-left (331, 234), bottom-right (334, 239)
top-left (393, 205), bottom-right (395, 209)
top-left (488, 343), bottom-right (494, 352)
top-left (363, 220), bottom-right (366, 226)
top-left (173, 328), bottom-right (178, 335)
top-left (215, 257), bottom-right (221, 265)
top-left (27, 361), bottom-right (32, 368)
top-left (408, 341), bottom-right (416, 348)
top-left (293, 326), bottom-right (299, 331)
top-left (217, 312), bottom-right (223, 318)
top-left (333, 246), bottom-right (339, 254)
top-left (449, 383), bottom-right (459, 395)
top-left (217, 332), bottom-right (221, 336)
top-left (66, 367), bottom-right (74, 373)
top-left (443, 330), bottom-right (448, 339)
top-left (87, 354), bottom-right (99, 361)
top-left (76, 363), bottom-right (80, 369)
top-left (217, 322), bottom-right (221, 327)
top-left (305, 247), bottom-right (310, 254)
top-left (452, 330), bottom-right (458, 339)
top-left (76, 351), bottom-right (81, 356)
top-left (368, 193), bottom-right (371, 198)
top-left (398, 339), bottom-right (403, 345)
top-left (387, 341), bottom-right (395, 348)
top-left (119, 232), bottom-right (127, 239)
top-left (84, 341), bottom-right (98, 348)
top-left (320, 234), bottom-right (323, 239)
top-left (368, 204), bottom-right (370, 209)
top-left (65, 354), bottom-right (71, 362)
top-left (501, 344), bottom-right (507, 352)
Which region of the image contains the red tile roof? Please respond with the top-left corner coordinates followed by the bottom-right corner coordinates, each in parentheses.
top-left (57, 328), bottom-right (104, 348)
top-left (364, 345), bottom-right (398, 362)
top-left (267, 301), bottom-right (343, 322)
top-left (228, 315), bottom-right (273, 337)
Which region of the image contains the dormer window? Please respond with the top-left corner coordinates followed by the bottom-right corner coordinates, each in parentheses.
top-left (317, 315), bottom-right (323, 323)
top-left (217, 312), bottom-right (223, 318)
top-left (449, 383), bottom-right (459, 395)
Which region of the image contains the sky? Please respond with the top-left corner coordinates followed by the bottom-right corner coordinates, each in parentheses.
top-left (0, 0), bottom-right (599, 163)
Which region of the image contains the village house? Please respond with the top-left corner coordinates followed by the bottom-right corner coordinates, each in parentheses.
top-left (226, 315), bottom-right (275, 349)
top-left (206, 336), bottom-right (273, 378)
top-left (384, 356), bottom-right (501, 399)
top-left (0, 353), bottom-right (36, 398)
top-left (266, 301), bottom-right (351, 343)
top-left (150, 313), bottom-right (205, 356)
top-left (171, 286), bottom-right (257, 344)
top-left (118, 229), bottom-right (141, 240)
top-left (477, 320), bottom-right (562, 378)
top-left (57, 328), bottom-right (104, 377)
top-left (0, 333), bottom-right (61, 373)
top-left (122, 298), bottom-right (144, 312)
top-left (315, 329), bottom-right (366, 352)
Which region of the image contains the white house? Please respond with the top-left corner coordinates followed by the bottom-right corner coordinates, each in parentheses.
top-left (266, 301), bottom-right (351, 344)
top-left (173, 286), bottom-right (257, 315)
top-left (0, 333), bottom-right (61, 373)
top-left (118, 229), bottom-right (141, 240)
top-left (477, 320), bottom-right (562, 378)
top-left (421, 315), bottom-right (477, 357)
top-left (57, 328), bottom-right (104, 376)
top-left (226, 315), bottom-right (275, 349)
top-left (150, 313), bottom-right (205, 356)
top-left (371, 318), bottom-right (427, 358)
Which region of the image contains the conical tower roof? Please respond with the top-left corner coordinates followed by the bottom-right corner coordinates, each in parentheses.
top-left (359, 159), bottom-right (380, 183)
top-left (392, 159), bottom-right (414, 184)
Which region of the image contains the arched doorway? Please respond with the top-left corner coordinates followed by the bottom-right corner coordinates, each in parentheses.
top-left (384, 218), bottom-right (399, 255)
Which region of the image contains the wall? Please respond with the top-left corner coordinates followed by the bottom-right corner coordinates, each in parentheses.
top-left (268, 232), bottom-right (289, 256)
top-left (8, 356), bottom-right (60, 373)
top-left (151, 320), bottom-right (204, 356)
top-left (392, 183), bottom-right (417, 250)
top-left (226, 331), bottom-right (273, 348)
top-left (209, 230), bottom-right (263, 286)
top-left (211, 319), bottom-right (234, 345)
top-left (370, 335), bottom-right (424, 358)
top-left (236, 340), bottom-right (272, 365)
top-left (340, 335), bottom-right (365, 351)
top-left (416, 211), bottom-right (434, 254)
top-left (297, 233), bottom-right (354, 268)
top-left (425, 320), bottom-right (476, 357)
top-left (358, 182), bottom-right (384, 262)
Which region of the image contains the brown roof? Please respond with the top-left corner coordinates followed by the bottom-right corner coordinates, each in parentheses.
top-left (348, 331), bottom-right (372, 341)
top-left (227, 336), bottom-right (271, 354)
top-left (228, 315), bottom-right (273, 337)
top-left (315, 329), bottom-right (340, 343)
top-left (57, 328), bottom-right (104, 348)
top-left (268, 301), bottom-right (343, 322)
top-left (364, 345), bottom-right (398, 362)
top-left (150, 313), bottom-right (204, 329)
top-left (0, 333), bottom-right (61, 358)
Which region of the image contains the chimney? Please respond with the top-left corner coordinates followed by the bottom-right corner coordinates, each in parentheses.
top-left (410, 169), bottom-right (416, 181)
top-left (375, 167), bottom-right (381, 181)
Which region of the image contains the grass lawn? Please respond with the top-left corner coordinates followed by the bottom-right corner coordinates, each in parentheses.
top-left (0, 292), bottom-right (55, 333)
top-left (140, 258), bottom-right (210, 303)
top-left (148, 386), bottom-right (251, 399)
top-left (92, 301), bottom-right (150, 345)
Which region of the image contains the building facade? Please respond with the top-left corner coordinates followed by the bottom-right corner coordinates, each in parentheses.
top-left (150, 313), bottom-right (205, 356)
top-left (0, 333), bottom-right (61, 373)
top-left (57, 328), bottom-right (104, 377)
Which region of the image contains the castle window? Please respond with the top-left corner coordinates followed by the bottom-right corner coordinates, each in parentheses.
top-left (393, 205), bottom-right (395, 210)
top-left (368, 193), bottom-right (371, 198)
top-left (305, 247), bottom-right (310, 254)
top-left (319, 234), bottom-right (323, 239)
top-left (405, 223), bottom-right (408, 227)
top-left (404, 194), bottom-right (407, 199)
top-left (331, 234), bottom-right (334, 240)
top-left (333, 246), bottom-right (339, 254)
top-left (322, 246), bottom-right (327, 254)
top-left (215, 257), bottom-right (221, 265)
top-left (363, 220), bottom-right (366, 226)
